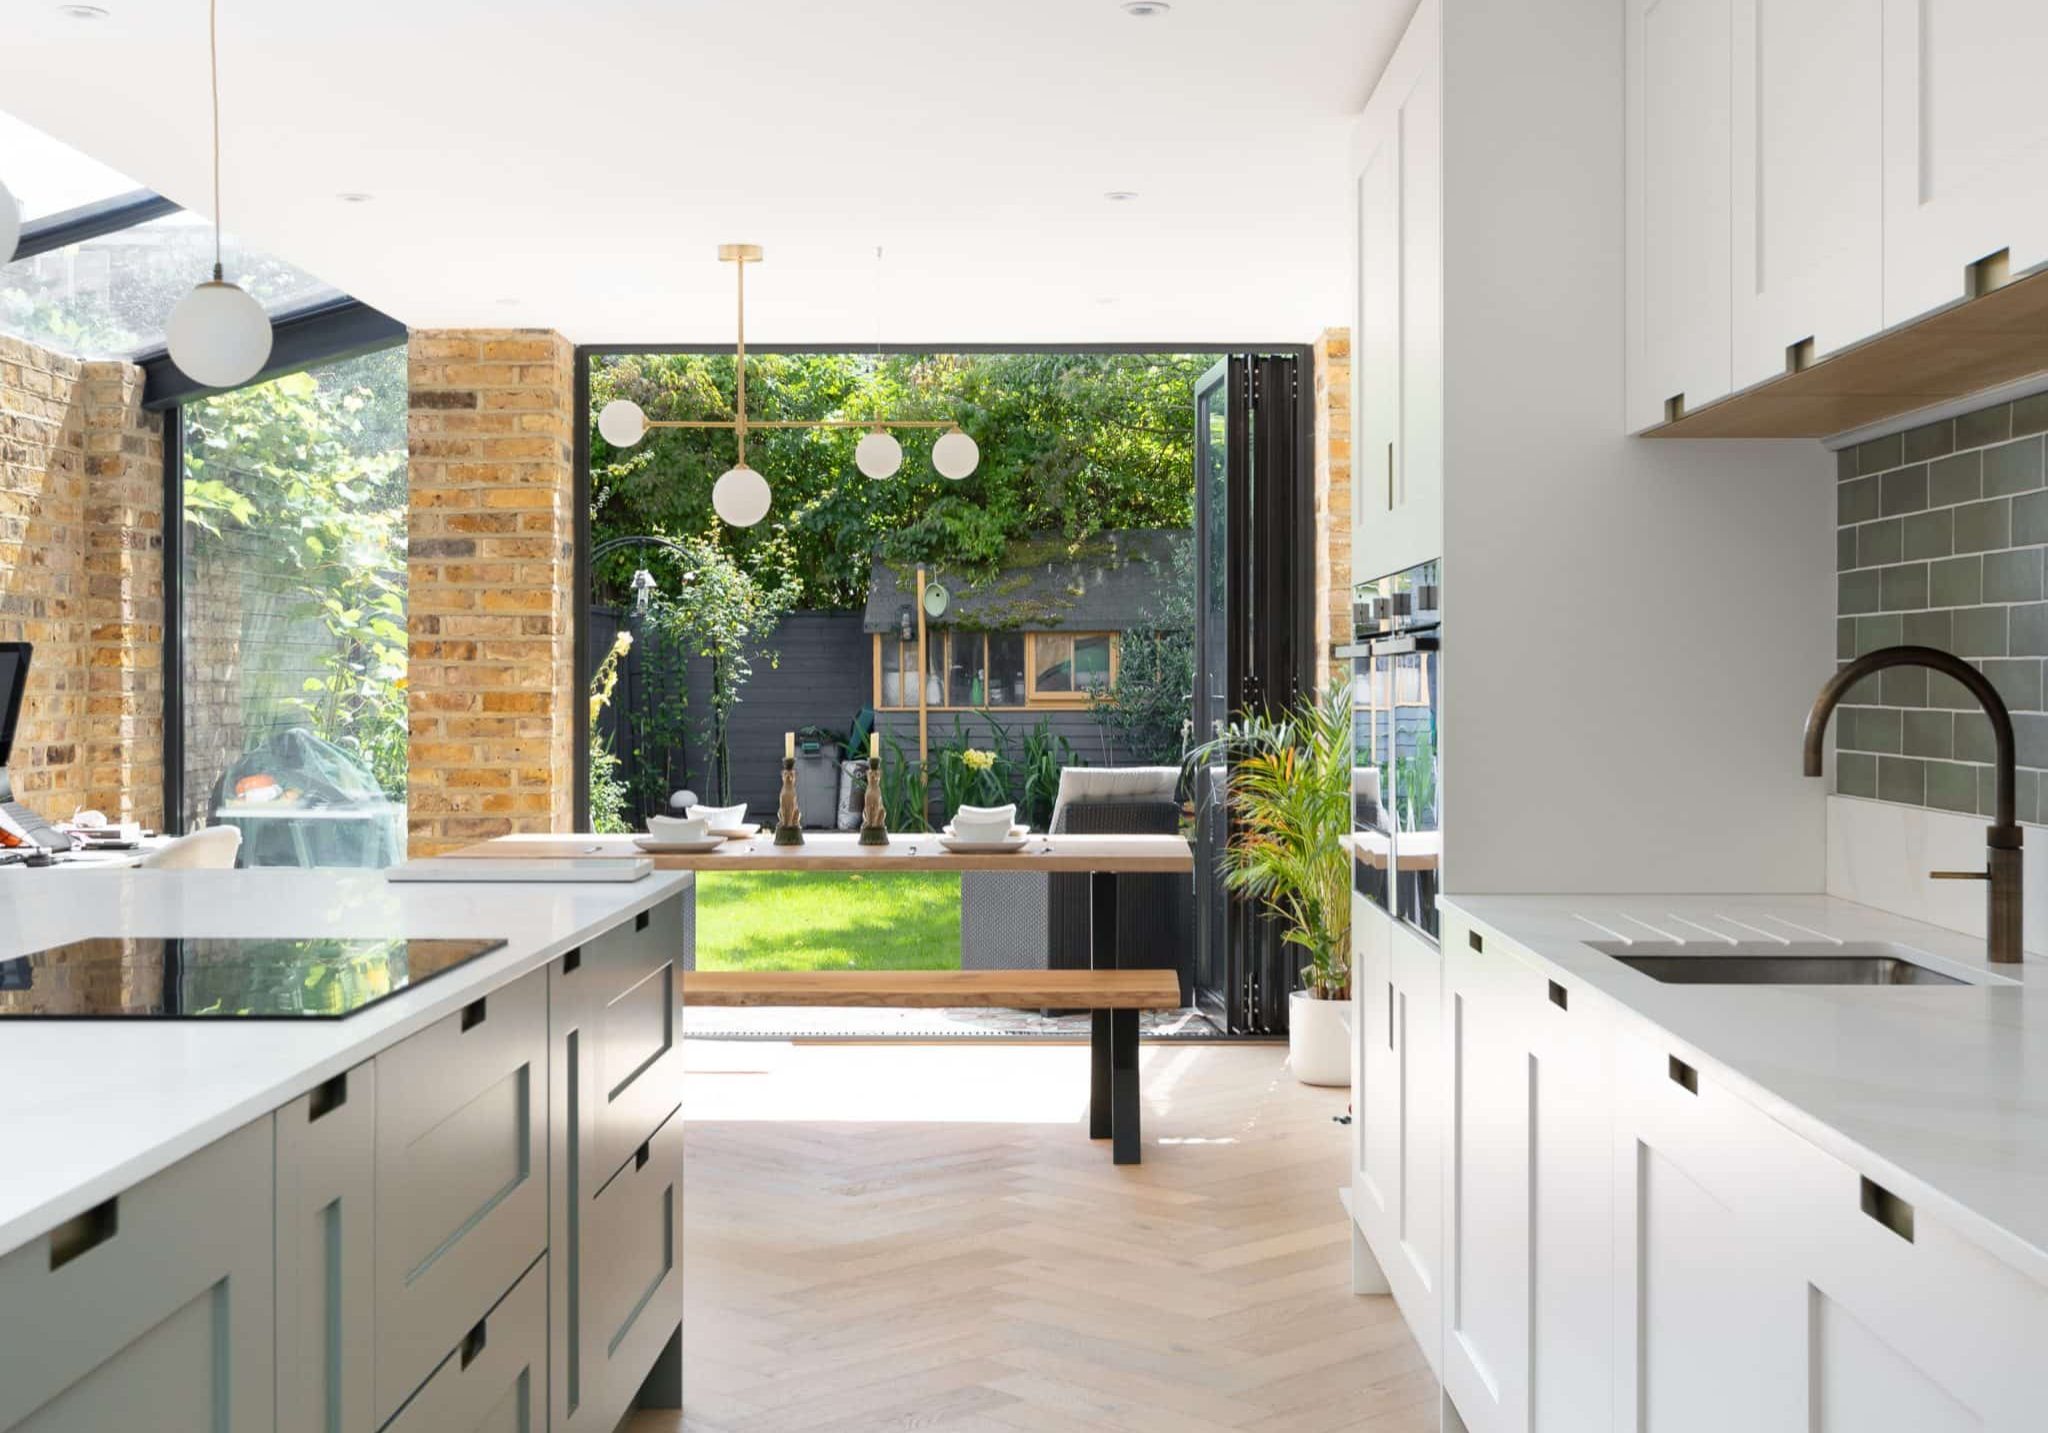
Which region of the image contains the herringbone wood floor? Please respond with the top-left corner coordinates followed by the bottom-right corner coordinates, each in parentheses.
top-left (629, 1041), bottom-right (1437, 1432)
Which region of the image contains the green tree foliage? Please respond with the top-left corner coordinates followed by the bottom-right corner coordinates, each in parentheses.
top-left (588, 352), bottom-right (1211, 608)
top-left (182, 347), bottom-right (410, 798)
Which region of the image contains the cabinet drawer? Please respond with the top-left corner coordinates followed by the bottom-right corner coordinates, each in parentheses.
top-left (0, 1118), bottom-right (275, 1432)
top-left (374, 968), bottom-right (547, 1424)
top-left (591, 1108), bottom-right (684, 1419)
top-left (570, 897), bottom-right (686, 1185)
top-left (385, 1253), bottom-right (547, 1433)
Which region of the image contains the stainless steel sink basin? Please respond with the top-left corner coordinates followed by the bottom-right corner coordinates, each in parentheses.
top-left (1586, 941), bottom-right (1970, 986)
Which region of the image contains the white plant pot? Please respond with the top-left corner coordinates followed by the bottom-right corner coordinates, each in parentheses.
top-left (1289, 989), bottom-right (1353, 1087)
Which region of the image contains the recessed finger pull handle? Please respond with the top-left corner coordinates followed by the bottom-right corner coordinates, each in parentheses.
top-left (1668, 1056), bottom-right (1698, 1094)
top-left (308, 1071), bottom-right (348, 1121)
top-left (460, 1316), bottom-right (488, 1369)
top-left (49, 1197), bottom-right (118, 1271)
top-left (461, 997), bottom-right (487, 1031)
top-left (1861, 1177), bottom-right (1915, 1243)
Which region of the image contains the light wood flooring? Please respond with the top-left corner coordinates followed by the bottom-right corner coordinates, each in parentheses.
top-left (629, 1040), bottom-right (1437, 1433)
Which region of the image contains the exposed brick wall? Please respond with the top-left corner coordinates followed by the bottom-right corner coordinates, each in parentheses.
top-left (0, 335), bottom-right (163, 828)
top-left (1314, 328), bottom-right (1354, 687)
top-left (405, 330), bottom-right (576, 855)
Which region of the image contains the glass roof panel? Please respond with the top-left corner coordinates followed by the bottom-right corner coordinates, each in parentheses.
top-left (0, 210), bottom-right (343, 360)
top-left (0, 110), bottom-right (142, 222)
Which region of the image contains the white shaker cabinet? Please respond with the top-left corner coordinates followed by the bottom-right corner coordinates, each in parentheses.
top-left (1625, 0), bottom-right (1734, 431)
top-left (1730, 0), bottom-right (1884, 392)
top-left (1352, 904), bottom-right (1446, 1377)
top-left (0, 1117), bottom-right (276, 1432)
top-left (276, 1063), bottom-right (376, 1433)
top-left (1350, 0), bottom-right (1441, 586)
top-left (1883, 0), bottom-right (2048, 326)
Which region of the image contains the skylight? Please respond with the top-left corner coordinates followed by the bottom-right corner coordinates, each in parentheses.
top-left (0, 109), bottom-right (140, 223)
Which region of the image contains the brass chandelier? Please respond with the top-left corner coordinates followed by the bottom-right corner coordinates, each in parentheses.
top-left (595, 243), bottom-right (980, 527)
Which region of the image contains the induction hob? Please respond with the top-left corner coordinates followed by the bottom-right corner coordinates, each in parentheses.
top-left (0, 936), bottom-right (509, 1019)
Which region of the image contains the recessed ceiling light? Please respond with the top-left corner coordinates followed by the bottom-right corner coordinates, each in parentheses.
top-left (1104, 190), bottom-right (1139, 202)
top-left (1121, 1), bottom-right (1171, 16)
top-left (335, 192), bottom-right (374, 204)
top-left (495, 297), bottom-right (520, 307)
top-left (55, 3), bottom-right (110, 18)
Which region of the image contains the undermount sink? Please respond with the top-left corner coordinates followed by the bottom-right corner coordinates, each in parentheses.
top-left (1586, 941), bottom-right (1972, 986)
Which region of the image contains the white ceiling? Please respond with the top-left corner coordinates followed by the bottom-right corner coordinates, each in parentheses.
top-left (0, 0), bottom-right (1409, 345)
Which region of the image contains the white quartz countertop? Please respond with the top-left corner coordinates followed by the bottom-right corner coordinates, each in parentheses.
top-left (1443, 892), bottom-right (2048, 1283)
top-left (0, 866), bottom-right (692, 1257)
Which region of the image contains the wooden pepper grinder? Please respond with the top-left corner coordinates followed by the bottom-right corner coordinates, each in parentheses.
top-left (859, 731), bottom-right (888, 846)
top-left (775, 731), bottom-right (804, 846)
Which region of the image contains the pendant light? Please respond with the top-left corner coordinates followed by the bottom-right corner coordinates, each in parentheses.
top-left (167, 0), bottom-right (272, 389)
top-left (0, 178), bottom-right (19, 264)
top-left (854, 247), bottom-right (904, 480)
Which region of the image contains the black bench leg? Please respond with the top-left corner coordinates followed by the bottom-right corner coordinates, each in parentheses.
top-left (1089, 869), bottom-right (1117, 1141)
top-left (1111, 1008), bottom-right (1140, 1164)
top-left (1090, 1008), bottom-right (1112, 1139)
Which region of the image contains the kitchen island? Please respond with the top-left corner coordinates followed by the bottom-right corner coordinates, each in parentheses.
top-left (1352, 890), bottom-right (2048, 1432)
top-left (0, 865), bottom-right (692, 1433)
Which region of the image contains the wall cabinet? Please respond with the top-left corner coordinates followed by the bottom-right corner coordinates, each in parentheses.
top-left (1352, 894), bottom-right (1445, 1376)
top-left (1730, 0), bottom-right (1885, 392)
top-left (1629, 0), bottom-right (2048, 430)
top-left (1882, 0), bottom-right (2048, 326)
top-left (0, 1117), bottom-right (275, 1431)
top-left (277, 1062), bottom-right (376, 1433)
top-left (1624, 0), bottom-right (1734, 431)
top-left (1350, 0), bottom-right (1442, 585)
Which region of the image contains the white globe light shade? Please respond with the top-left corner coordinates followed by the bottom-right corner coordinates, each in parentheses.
top-left (166, 280), bottom-right (273, 389)
top-left (712, 465), bottom-right (772, 527)
top-left (0, 178), bottom-right (19, 264)
top-left (854, 429), bottom-right (903, 479)
top-left (932, 429), bottom-right (979, 480)
top-left (597, 398), bottom-right (647, 447)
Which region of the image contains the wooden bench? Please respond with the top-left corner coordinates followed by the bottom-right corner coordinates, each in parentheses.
top-left (684, 970), bottom-right (1181, 1164)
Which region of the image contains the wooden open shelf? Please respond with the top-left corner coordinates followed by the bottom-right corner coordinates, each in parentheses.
top-left (1646, 266), bottom-right (2048, 439)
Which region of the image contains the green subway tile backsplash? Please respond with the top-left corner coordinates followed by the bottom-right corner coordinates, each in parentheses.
top-left (1833, 389), bottom-right (2048, 825)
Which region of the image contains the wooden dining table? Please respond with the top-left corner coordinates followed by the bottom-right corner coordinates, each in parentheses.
top-left (450, 831), bottom-right (1195, 1163)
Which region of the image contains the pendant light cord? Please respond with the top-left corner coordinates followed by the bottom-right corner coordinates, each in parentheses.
top-left (208, 0), bottom-right (223, 281)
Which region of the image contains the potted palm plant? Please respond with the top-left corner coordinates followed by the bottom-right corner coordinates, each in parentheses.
top-left (1194, 680), bottom-right (1354, 1085)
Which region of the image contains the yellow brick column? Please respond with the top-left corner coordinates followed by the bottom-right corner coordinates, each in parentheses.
top-left (79, 360), bottom-right (165, 826)
top-left (405, 330), bottom-right (576, 856)
top-left (1313, 328), bottom-right (1354, 688)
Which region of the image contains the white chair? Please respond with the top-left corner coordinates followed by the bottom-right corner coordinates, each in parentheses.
top-left (140, 826), bottom-right (243, 870)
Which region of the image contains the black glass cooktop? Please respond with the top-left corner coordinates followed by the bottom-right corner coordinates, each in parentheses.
top-left (0, 937), bottom-right (509, 1019)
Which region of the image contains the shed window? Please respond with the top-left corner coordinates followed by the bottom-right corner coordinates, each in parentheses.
top-left (1026, 633), bottom-right (1117, 702)
top-left (872, 630), bottom-right (1111, 710)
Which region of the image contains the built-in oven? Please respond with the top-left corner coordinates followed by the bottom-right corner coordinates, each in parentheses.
top-left (1341, 559), bottom-right (1441, 943)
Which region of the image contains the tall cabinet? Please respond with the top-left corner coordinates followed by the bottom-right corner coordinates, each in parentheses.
top-left (1349, 0), bottom-right (1441, 588)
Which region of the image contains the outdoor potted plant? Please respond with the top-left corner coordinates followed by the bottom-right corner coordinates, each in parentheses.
top-left (1195, 680), bottom-right (1354, 1086)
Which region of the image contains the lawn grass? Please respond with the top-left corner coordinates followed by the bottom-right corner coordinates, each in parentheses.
top-left (694, 871), bottom-right (962, 972)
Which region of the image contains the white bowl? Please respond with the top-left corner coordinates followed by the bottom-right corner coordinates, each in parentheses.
top-left (648, 815), bottom-right (711, 843)
top-left (687, 804), bottom-right (747, 829)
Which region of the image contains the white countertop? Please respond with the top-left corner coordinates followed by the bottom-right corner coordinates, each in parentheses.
top-left (0, 866), bottom-right (692, 1257)
top-left (1443, 892), bottom-right (2048, 1283)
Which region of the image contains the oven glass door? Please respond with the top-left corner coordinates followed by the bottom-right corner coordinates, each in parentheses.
top-left (1351, 644), bottom-right (1393, 914)
top-left (1388, 633), bottom-right (1440, 941)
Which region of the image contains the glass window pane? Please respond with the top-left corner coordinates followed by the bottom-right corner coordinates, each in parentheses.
top-left (925, 632), bottom-right (945, 705)
top-left (1034, 634), bottom-right (1075, 694)
top-left (2, 211), bottom-right (342, 359)
top-left (0, 111), bottom-right (140, 222)
top-left (1075, 634), bottom-right (1113, 691)
top-left (988, 632), bottom-right (1025, 707)
top-left (948, 632), bottom-right (986, 706)
top-left (880, 638), bottom-right (906, 707)
top-left (180, 346), bottom-right (409, 867)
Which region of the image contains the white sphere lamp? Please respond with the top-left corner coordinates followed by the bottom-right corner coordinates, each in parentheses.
top-left (712, 465), bottom-right (772, 527)
top-left (0, 178), bottom-right (19, 264)
top-left (855, 428), bottom-right (903, 479)
top-left (933, 428), bottom-right (980, 480)
top-left (598, 399), bottom-right (648, 447)
top-left (166, 277), bottom-right (273, 389)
